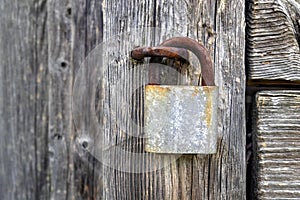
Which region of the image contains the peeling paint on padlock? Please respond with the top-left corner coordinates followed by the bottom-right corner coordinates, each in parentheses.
top-left (144, 85), bottom-right (218, 154)
top-left (203, 87), bottom-right (213, 127)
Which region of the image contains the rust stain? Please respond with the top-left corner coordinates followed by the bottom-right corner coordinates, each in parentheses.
top-left (146, 85), bottom-right (171, 98)
top-left (203, 87), bottom-right (213, 127)
top-left (192, 87), bottom-right (200, 97)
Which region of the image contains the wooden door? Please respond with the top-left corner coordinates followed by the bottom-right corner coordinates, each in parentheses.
top-left (0, 0), bottom-right (246, 199)
top-left (246, 0), bottom-right (300, 199)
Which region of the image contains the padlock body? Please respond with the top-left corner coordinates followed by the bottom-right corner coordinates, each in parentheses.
top-left (144, 85), bottom-right (218, 154)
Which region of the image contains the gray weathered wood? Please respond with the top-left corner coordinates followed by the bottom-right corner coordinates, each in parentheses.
top-left (47, 0), bottom-right (75, 199)
top-left (0, 0), bottom-right (246, 199)
top-left (72, 0), bottom-right (104, 199)
top-left (0, 0), bottom-right (49, 199)
top-left (73, 0), bottom-right (246, 199)
top-left (252, 91), bottom-right (300, 199)
top-left (247, 1), bottom-right (300, 198)
top-left (247, 0), bottom-right (300, 84)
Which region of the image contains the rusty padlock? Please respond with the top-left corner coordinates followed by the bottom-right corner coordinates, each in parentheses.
top-left (131, 37), bottom-right (218, 154)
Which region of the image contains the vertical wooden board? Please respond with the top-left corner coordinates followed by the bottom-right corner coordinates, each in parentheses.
top-left (246, 0), bottom-right (300, 84)
top-left (100, 1), bottom-right (156, 199)
top-left (72, 0), bottom-right (104, 199)
top-left (214, 1), bottom-right (246, 199)
top-left (0, 0), bottom-right (246, 199)
top-left (33, 1), bottom-right (50, 199)
top-left (0, 0), bottom-right (49, 199)
top-left (47, 0), bottom-right (74, 199)
top-left (87, 0), bottom-right (247, 199)
top-left (252, 91), bottom-right (300, 199)
top-left (150, 1), bottom-right (215, 199)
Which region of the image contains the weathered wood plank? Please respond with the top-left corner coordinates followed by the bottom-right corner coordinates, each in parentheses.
top-left (252, 91), bottom-right (300, 199)
top-left (47, 0), bottom-right (74, 199)
top-left (100, 1), bottom-right (156, 199)
top-left (0, 0), bottom-right (246, 199)
top-left (214, 1), bottom-right (246, 198)
top-left (246, 0), bottom-right (300, 84)
top-left (72, 0), bottom-right (104, 199)
top-left (0, 0), bottom-right (49, 199)
top-left (72, 0), bottom-right (246, 199)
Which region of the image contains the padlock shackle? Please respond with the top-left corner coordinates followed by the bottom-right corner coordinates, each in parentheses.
top-left (159, 37), bottom-right (214, 86)
top-left (130, 46), bottom-right (189, 61)
top-left (131, 37), bottom-right (215, 86)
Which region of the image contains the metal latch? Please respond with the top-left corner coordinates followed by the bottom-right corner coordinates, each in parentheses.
top-left (131, 37), bottom-right (218, 154)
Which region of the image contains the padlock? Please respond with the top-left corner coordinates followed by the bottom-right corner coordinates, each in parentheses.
top-left (131, 37), bottom-right (218, 154)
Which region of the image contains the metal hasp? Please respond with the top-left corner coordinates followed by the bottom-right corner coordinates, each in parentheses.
top-left (131, 37), bottom-right (218, 154)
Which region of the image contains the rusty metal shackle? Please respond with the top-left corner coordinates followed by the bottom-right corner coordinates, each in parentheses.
top-left (131, 37), bottom-right (214, 86)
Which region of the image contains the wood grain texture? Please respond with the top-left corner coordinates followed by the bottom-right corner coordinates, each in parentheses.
top-left (47, 0), bottom-right (75, 199)
top-left (0, 0), bottom-right (246, 199)
top-left (246, 0), bottom-right (300, 84)
top-left (252, 91), bottom-right (300, 199)
top-left (0, 0), bottom-right (49, 199)
top-left (72, 0), bottom-right (246, 199)
top-left (72, 0), bottom-right (104, 199)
